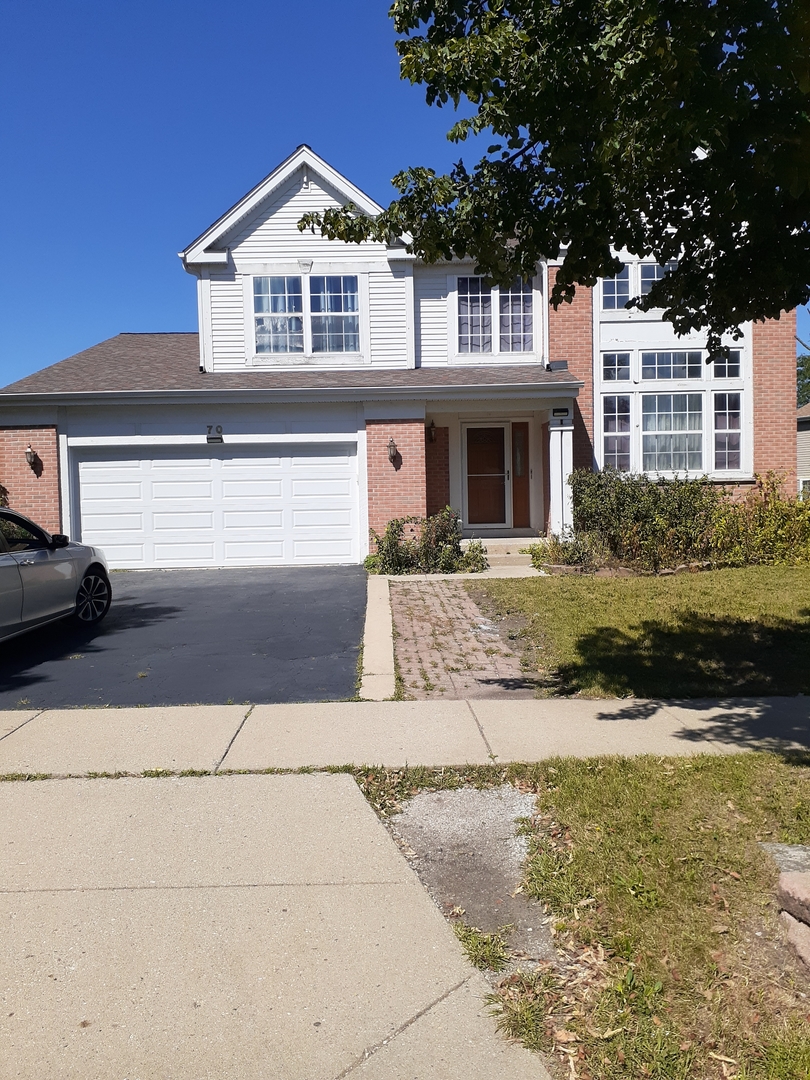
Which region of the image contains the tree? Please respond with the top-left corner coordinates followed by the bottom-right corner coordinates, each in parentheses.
top-left (799, 352), bottom-right (810, 407)
top-left (301, 0), bottom-right (810, 352)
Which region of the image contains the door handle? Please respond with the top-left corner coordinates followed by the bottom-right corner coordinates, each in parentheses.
top-left (19, 559), bottom-right (34, 566)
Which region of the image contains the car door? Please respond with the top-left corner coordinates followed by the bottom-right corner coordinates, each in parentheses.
top-left (0, 512), bottom-right (78, 625)
top-left (0, 533), bottom-right (24, 640)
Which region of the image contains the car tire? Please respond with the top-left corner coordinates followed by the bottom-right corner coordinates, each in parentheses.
top-left (73, 569), bottom-right (112, 624)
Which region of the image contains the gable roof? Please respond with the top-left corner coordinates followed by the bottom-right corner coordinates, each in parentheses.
top-left (799, 402), bottom-right (810, 418)
top-left (180, 146), bottom-right (387, 268)
top-left (0, 334), bottom-right (581, 401)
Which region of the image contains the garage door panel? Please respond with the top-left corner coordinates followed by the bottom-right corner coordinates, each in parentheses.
top-left (152, 481), bottom-right (213, 500)
top-left (294, 539), bottom-right (354, 559)
top-left (82, 513), bottom-right (144, 532)
top-left (223, 511), bottom-right (284, 529)
top-left (222, 480), bottom-right (283, 499)
top-left (223, 541), bottom-right (285, 560)
top-left (153, 513), bottom-right (214, 531)
top-left (154, 542), bottom-right (216, 564)
top-left (76, 445), bottom-right (358, 568)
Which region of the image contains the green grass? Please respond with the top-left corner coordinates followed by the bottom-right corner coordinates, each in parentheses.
top-left (453, 921), bottom-right (512, 971)
top-left (475, 566), bottom-right (810, 697)
top-left (488, 753), bottom-right (810, 1080)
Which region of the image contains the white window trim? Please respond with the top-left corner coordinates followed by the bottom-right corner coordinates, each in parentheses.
top-left (242, 271), bottom-right (368, 367)
top-left (599, 259), bottom-right (678, 320)
top-left (594, 343), bottom-right (754, 479)
top-left (447, 273), bottom-right (544, 364)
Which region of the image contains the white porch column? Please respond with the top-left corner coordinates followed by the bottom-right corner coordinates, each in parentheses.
top-left (548, 412), bottom-right (574, 535)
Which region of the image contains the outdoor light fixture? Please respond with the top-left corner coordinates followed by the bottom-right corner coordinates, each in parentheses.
top-left (24, 445), bottom-right (36, 468)
top-left (552, 408), bottom-right (570, 418)
top-left (427, 420), bottom-right (437, 442)
top-left (387, 437), bottom-right (398, 463)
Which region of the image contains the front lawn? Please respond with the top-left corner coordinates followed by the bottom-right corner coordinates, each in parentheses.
top-left (492, 753), bottom-right (810, 1080)
top-left (474, 567), bottom-right (810, 698)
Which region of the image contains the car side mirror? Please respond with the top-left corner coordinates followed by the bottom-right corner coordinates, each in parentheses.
top-left (50, 534), bottom-right (70, 548)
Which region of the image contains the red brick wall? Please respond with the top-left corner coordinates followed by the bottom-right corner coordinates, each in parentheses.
top-left (548, 267), bottom-right (594, 469)
top-left (752, 313), bottom-right (797, 491)
top-left (0, 426), bottom-right (61, 532)
top-left (366, 419), bottom-right (427, 539)
top-left (425, 426), bottom-right (450, 516)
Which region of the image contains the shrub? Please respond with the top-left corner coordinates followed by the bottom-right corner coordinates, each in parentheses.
top-left (364, 507), bottom-right (489, 575)
top-left (526, 531), bottom-right (598, 570)
top-left (710, 474), bottom-right (810, 566)
top-left (570, 469), bottom-right (720, 571)
top-left (567, 469), bottom-right (810, 571)
top-left (0, 483), bottom-right (7, 508)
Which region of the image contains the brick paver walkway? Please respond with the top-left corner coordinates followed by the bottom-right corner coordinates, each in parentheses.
top-left (390, 580), bottom-right (539, 700)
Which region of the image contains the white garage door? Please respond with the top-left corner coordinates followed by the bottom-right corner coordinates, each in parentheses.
top-left (75, 444), bottom-right (359, 569)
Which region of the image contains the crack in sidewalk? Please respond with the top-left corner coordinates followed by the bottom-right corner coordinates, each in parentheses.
top-left (213, 703), bottom-right (255, 772)
top-left (465, 699), bottom-right (496, 759)
top-left (0, 709), bottom-right (44, 743)
top-left (332, 975), bottom-right (473, 1079)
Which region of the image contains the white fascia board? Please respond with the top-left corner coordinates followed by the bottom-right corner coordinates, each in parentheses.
top-left (0, 380), bottom-right (582, 410)
top-left (67, 433), bottom-right (359, 447)
top-left (180, 146), bottom-right (388, 268)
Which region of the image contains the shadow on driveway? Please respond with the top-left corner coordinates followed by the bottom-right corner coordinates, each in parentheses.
top-left (0, 566), bottom-right (366, 709)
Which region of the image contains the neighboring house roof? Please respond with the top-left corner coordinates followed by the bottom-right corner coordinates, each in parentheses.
top-left (0, 334), bottom-right (581, 400)
top-left (799, 402), bottom-right (810, 420)
top-left (180, 145), bottom-right (396, 268)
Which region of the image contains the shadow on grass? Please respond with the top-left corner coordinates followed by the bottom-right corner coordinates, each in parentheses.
top-left (552, 609), bottom-right (810, 749)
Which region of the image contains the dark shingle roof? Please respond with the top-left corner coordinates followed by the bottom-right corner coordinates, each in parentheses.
top-left (0, 334), bottom-right (580, 396)
top-left (799, 402), bottom-right (810, 420)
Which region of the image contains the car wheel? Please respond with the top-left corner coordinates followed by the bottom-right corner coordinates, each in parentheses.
top-left (73, 569), bottom-right (112, 624)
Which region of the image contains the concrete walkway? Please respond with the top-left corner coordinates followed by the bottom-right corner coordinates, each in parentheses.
top-left (0, 773), bottom-right (544, 1079)
top-left (1, 696), bottom-right (809, 775)
top-left (2, 696), bottom-right (808, 1079)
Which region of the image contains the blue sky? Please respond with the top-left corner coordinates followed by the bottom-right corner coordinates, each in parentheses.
top-left (1, 0), bottom-right (807, 387)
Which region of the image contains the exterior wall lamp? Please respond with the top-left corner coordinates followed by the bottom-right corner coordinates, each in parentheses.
top-left (426, 420), bottom-right (436, 443)
top-left (25, 445), bottom-right (36, 468)
top-left (387, 437), bottom-right (398, 463)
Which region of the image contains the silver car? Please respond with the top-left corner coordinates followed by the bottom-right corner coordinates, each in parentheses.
top-left (0, 508), bottom-right (111, 642)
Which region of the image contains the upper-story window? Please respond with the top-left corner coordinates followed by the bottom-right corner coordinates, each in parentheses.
top-left (712, 350), bottom-right (741, 378)
top-left (602, 265), bottom-right (630, 310)
top-left (457, 277), bottom-right (533, 355)
top-left (253, 274), bottom-right (359, 355)
top-left (641, 351), bottom-right (702, 380)
top-left (602, 261), bottom-right (677, 310)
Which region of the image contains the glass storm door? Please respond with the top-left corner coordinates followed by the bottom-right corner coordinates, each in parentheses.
top-left (466, 427), bottom-right (508, 525)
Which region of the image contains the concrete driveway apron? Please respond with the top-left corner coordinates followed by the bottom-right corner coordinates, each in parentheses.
top-left (0, 773), bottom-right (548, 1080)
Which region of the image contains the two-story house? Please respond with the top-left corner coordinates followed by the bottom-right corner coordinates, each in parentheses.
top-left (0, 146), bottom-right (797, 569)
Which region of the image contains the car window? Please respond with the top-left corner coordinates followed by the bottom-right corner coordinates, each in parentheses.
top-left (0, 515), bottom-right (48, 552)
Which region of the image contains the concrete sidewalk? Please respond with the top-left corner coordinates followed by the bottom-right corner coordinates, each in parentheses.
top-left (1, 696), bottom-right (808, 775)
top-left (0, 773), bottom-right (545, 1079)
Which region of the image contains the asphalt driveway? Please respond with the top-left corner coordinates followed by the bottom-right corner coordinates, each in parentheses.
top-left (0, 566), bottom-right (367, 708)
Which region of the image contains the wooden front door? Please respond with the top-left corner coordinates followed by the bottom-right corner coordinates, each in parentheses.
top-left (466, 427), bottom-right (507, 524)
top-left (511, 422), bottom-right (530, 528)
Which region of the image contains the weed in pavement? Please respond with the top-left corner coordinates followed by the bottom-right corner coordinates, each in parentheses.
top-left (453, 922), bottom-right (513, 972)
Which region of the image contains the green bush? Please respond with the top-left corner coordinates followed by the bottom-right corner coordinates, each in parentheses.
top-left (364, 507), bottom-right (489, 575)
top-left (571, 469), bottom-right (719, 571)
top-left (567, 469), bottom-right (810, 571)
top-left (525, 531), bottom-right (598, 570)
top-left (710, 474), bottom-right (810, 566)
top-left (0, 483), bottom-right (7, 508)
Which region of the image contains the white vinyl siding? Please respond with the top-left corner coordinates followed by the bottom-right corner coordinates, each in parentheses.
top-left (227, 171), bottom-right (388, 261)
top-left (75, 445), bottom-right (360, 569)
top-left (414, 266), bottom-right (450, 364)
top-left (368, 267), bottom-right (408, 364)
top-left (799, 428), bottom-right (810, 484)
top-left (209, 275), bottom-right (246, 369)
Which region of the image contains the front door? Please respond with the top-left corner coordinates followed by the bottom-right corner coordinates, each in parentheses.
top-left (466, 426), bottom-right (508, 525)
